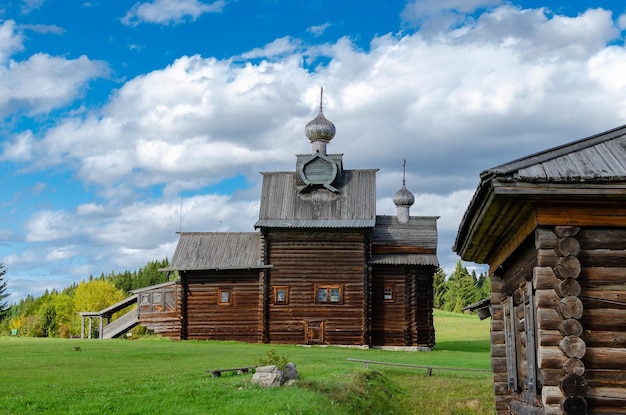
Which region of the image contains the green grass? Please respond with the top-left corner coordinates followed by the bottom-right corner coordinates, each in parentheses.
top-left (0, 310), bottom-right (494, 414)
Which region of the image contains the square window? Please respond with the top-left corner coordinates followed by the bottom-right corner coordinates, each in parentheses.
top-left (384, 287), bottom-right (393, 301)
top-left (330, 288), bottom-right (340, 303)
top-left (317, 288), bottom-right (327, 302)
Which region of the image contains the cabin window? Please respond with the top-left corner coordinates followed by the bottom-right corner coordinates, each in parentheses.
top-left (384, 286), bottom-right (394, 302)
top-left (218, 288), bottom-right (232, 306)
top-left (316, 285), bottom-right (343, 304)
top-left (273, 286), bottom-right (289, 304)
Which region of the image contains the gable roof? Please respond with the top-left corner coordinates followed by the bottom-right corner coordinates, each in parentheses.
top-left (161, 232), bottom-right (268, 271)
top-left (485, 124), bottom-right (626, 182)
top-left (369, 216), bottom-right (439, 266)
top-left (255, 169), bottom-right (378, 228)
top-left (454, 124), bottom-right (626, 264)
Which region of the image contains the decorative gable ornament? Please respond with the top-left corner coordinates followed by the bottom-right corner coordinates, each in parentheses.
top-left (298, 152), bottom-right (339, 192)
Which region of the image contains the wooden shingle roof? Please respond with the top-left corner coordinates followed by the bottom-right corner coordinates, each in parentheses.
top-left (370, 216), bottom-right (439, 266)
top-left (454, 124), bottom-right (626, 265)
top-left (162, 232), bottom-right (268, 271)
top-left (255, 169), bottom-right (378, 228)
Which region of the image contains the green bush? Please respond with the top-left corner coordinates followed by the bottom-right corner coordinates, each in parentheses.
top-left (257, 348), bottom-right (289, 369)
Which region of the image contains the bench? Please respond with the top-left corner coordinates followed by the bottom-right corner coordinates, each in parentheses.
top-left (206, 366), bottom-right (255, 378)
top-left (347, 358), bottom-right (490, 376)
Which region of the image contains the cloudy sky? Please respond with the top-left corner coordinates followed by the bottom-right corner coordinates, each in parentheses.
top-left (1, 0), bottom-right (626, 303)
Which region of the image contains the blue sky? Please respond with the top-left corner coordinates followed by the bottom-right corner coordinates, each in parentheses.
top-left (1, 0), bottom-right (626, 303)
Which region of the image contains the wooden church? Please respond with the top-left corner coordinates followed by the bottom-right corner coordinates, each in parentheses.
top-left (136, 92), bottom-right (439, 349)
top-left (454, 124), bottom-right (626, 414)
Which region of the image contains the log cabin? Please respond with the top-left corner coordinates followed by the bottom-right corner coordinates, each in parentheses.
top-left (454, 124), bottom-right (626, 415)
top-left (138, 92), bottom-right (439, 349)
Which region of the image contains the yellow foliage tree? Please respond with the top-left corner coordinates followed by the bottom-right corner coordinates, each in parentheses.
top-left (73, 279), bottom-right (125, 313)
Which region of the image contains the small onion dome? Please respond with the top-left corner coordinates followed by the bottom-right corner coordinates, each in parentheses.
top-left (305, 88), bottom-right (336, 143)
top-left (393, 184), bottom-right (415, 207)
top-left (305, 108), bottom-right (336, 143)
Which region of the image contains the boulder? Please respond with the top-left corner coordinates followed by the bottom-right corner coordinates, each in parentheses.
top-left (251, 363), bottom-right (298, 387)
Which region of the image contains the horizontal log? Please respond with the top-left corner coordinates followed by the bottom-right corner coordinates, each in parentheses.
top-left (580, 309), bottom-right (626, 331)
top-left (587, 386), bottom-right (626, 400)
top-left (579, 267), bottom-right (626, 287)
top-left (557, 296), bottom-right (583, 319)
top-left (556, 279), bottom-right (581, 298)
top-left (534, 267), bottom-right (559, 290)
top-left (542, 385), bottom-right (564, 405)
top-left (581, 330), bottom-right (626, 348)
top-left (554, 226), bottom-right (580, 238)
top-left (561, 396), bottom-right (587, 415)
top-left (541, 368), bottom-right (565, 386)
top-left (563, 358), bottom-right (584, 376)
top-left (536, 228), bottom-right (558, 249)
top-left (554, 255), bottom-right (581, 280)
top-left (578, 228), bottom-right (626, 250)
top-left (585, 347), bottom-right (626, 369)
top-left (559, 336), bottom-right (586, 359)
top-left (560, 373), bottom-right (588, 397)
top-left (492, 343), bottom-right (506, 358)
top-left (538, 249), bottom-right (559, 267)
top-left (560, 319), bottom-right (583, 337)
top-left (579, 249), bottom-right (626, 268)
top-left (539, 329), bottom-right (563, 347)
top-left (556, 237), bottom-right (581, 257)
top-left (537, 346), bottom-right (567, 372)
top-left (536, 289), bottom-right (560, 309)
top-left (585, 368), bottom-right (626, 387)
top-left (537, 307), bottom-right (563, 331)
top-left (580, 290), bottom-right (626, 310)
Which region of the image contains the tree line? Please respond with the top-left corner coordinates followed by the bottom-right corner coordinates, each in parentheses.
top-left (0, 258), bottom-right (491, 338)
top-left (0, 259), bottom-right (173, 337)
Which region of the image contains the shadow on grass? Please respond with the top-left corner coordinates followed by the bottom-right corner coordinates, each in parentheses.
top-left (434, 339), bottom-right (490, 353)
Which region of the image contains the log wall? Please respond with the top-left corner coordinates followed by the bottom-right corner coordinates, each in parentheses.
top-left (183, 270), bottom-right (261, 342)
top-left (577, 227), bottom-right (626, 414)
top-left (534, 226), bottom-right (587, 415)
top-left (371, 265), bottom-right (406, 346)
top-left (266, 229), bottom-right (368, 345)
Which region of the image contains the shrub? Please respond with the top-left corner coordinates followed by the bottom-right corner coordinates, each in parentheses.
top-left (257, 348), bottom-right (289, 369)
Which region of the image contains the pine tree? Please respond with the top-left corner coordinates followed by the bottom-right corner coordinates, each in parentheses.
top-left (0, 263), bottom-right (9, 320)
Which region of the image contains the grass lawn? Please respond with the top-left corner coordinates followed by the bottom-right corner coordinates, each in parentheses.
top-left (0, 310), bottom-right (493, 414)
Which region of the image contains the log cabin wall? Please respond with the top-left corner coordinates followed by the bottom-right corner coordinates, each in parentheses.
top-left (577, 226), bottom-right (626, 414)
top-left (136, 281), bottom-right (183, 339)
top-left (266, 228), bottom-right (368, 345)
top-left (371, 265), bottom-right (407, 346)
top-left (182, 270), bottom-right (261, 342)
top-left (414, 266), bottom-right (436, 348)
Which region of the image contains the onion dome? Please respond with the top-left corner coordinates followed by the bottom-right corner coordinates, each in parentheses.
top-left (393, 183), bottom-right (415, 207)
top-left (393, 159), bottom-right (415, 207)
top-left (305, 88), bottom-right (336, 143)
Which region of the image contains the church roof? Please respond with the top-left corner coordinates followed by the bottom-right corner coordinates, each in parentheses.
top-left (369, 216), bottom-right (439, 266)
top-left (161, 232), bottom-right (268, 271)
top-left (255, 169), bottom-right (378, 228)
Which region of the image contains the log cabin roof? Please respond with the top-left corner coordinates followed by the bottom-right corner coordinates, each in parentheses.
top-left (161, 232), bottom-right (267, 271)
top-left (255, 169), bottom-right (378, 228)
top-left (370, 216), bottom-right (439, 266)
top-left (454, 123), bottom-right (626, 265)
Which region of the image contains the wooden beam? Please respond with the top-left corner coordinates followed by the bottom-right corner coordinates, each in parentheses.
top-left (536, 202), bottom-right (626, 227)
top-left (488, 204), bottom-right (537, 275)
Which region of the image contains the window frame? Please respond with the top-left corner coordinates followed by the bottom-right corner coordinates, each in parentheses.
top-left (217, 288), bottom-right (232, 306)
top-left (273, 286), bottom-right (290, 305)
top-left (383, 285), bottom-right (395, 302)
top-left (315, 285), bottom-right (344, 304)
